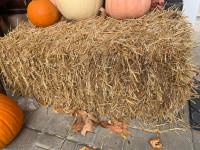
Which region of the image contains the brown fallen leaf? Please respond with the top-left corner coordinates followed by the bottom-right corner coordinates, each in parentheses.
top-left (39, 100), bottom-right (47, 106)
top-left (108, 125), bottom-right (123, 134)
top-left (79, 146), bottom-right (90, 150)
top-left (72, 116), bottom-right (87, 133)
top-left (111, 117), bottom-right (122, 126)
top-left (122, 129), bottom-right (131, 136)
top-left (81, 117), bottom-right (95, 136)
top-left (100, 121), bottom-right (123, 134)
top-left (120, 119), bottom-right (128, 129)
top-left (88, 145), bottom-right (97, 149)
top-left (78, 111), bottom-right (88, 116)
top-left (69, 107), bottom-right (78, 117)
top-left (100, 119), bottom-right (131, 135)
top-left (88, 113), bottom-right (99, 123)
top-left (100, 121), bottom-right (111, 128)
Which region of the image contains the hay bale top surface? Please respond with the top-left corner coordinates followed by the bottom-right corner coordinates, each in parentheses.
top-left (0, 9), bottom-right (195, 121)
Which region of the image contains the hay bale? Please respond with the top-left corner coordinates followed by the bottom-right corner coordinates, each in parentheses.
top-left (0, 9), bottom-right (195, 121)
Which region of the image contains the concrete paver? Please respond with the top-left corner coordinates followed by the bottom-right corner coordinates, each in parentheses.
top-left (24, 106), bottom-right (54, 132)
top-left (123, 128), bottom-right (156, 150)
top-left (44, 112), bottom-right (74, 137)
top-left (3, 128), bottom-right (40, 150)
top-left (33, 146), bottom-right (47, 150)
top-left (93, 127), bottom-right (124, 150)
top-left (192, 130), bottom-right (200, 150)
top-left (66, 126), bottom-right (100, 146)
top-left (60, 140), bottom-right (77, 150)
top-left (35, 133), bottom-right (65, 150)
top-left (76, 144), bottom-right (98, 150)
top-left (160, 130), bottom-right (194, 150)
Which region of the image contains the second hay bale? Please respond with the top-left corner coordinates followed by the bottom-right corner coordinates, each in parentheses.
top-left (0, 10), bottom-right (195, 121)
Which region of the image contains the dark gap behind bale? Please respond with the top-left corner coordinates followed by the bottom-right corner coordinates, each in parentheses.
top-left (0, 9), bottom-right (195, 121)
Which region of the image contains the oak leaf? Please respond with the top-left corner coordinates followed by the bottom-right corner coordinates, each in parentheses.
top-left (81, 117), bottom-right (95, 136)
top-left (100, 121), bottom-right (123, 134)
top-left (72, 117), bottom-right (85, 133)
top-left (88, 113), bottom-right (99, 123)
top-left (99, 121), bottom-right (111, 128)
top-left (122, 129), bottom-right (131, 136)
top-left (108, 125), bottom-right (123, 134)
top-left (78, 111), bottom-right (88, 116)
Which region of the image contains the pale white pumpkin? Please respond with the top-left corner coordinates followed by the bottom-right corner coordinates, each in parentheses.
top-left (55, 0), bottom-right (104, 20)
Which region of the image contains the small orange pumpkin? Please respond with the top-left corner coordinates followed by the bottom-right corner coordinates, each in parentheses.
top-left (0, 94), bottom-right (23, 149)
top-left (106, 0), bottom-right (151, 19)
top-left (27, 0), bottom-right (59, 27)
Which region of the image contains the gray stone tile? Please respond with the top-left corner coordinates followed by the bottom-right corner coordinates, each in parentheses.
top-left (61, 140), bottom-right (77, 150)
top-left (66, 125), bottom-right (100, 146)
top-left (76, 144), bottom-right (98, 150)
top-left (160, 130), bottom-right (193, 150)
top-left (3, 127), bottom-right (40, 150)
top-left (24, 106), bottom-right (54, 131)
top-left (157, 104), bottom-right (193, 150)
top-left (123, 128), bottom-right (155, 150)
top-left (44, 112), bottom-right (74, 137)
top-left (35, 133), bottom-right (65, 150)
top-left (192, 130), bottom-right (200, 150)
top-left (23, 110), bottom-right (34, 125)
top-left (93, 127), bottom-right (124, 150)
top-left (33, 146), bottom-right (47, 150)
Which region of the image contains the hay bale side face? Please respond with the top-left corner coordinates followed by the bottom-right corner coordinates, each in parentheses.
top-left (0, 10), bottom-right (195, 121)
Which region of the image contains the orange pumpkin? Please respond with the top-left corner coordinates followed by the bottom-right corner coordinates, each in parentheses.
top-left (27, 0), bottom-right (59, 27)
top-left (106, 0), bottom-right (151, 19)
top-left (0, 94), bottom-right (23, 149)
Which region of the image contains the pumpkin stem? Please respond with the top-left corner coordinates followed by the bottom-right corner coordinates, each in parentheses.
top-left (99, 7), bottom-right (107, 20)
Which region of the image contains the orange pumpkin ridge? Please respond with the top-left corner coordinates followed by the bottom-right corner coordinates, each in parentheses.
top-left (27, 0), bottom-right (59, 27)
top-left (0, 94), bottom-right (23, 149)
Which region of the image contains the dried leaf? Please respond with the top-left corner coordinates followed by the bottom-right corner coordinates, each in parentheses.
top-left (78, 111), bottom-right (88, 116)
top-left (70, 107), bottom-right (78, 117)
top-left (100, 121), bottom-right (111, 128)
top-left (100, 119), bottom-right (131, 135)
top-left (108, 125), bottom-right (123, 134)
top-left (88, 145), bottom-right (97, 149)
top-left (81, 117), bottom-right (95, 136)
top-left (120, 119), bottom-right (128, 129)
top-left (72, 117), bottom-right (84, 133)
top-left (100, 121), bottom-right (123, 134)
top-left (121, 133), bottom-right (128, 140)
top-left (79, 146), bottom-right (90, 150)
top-left (88, 113), bottom-right (99, 123)
top-left (39, 100), bottom-right (47, 106)
top-left (111, 117), bottom-right (122, 126)
top-left (122, 129), bottom-right (131, 136)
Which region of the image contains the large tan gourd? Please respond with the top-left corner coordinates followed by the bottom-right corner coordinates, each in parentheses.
top-left (55, 0), bottom-right (104, 20)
